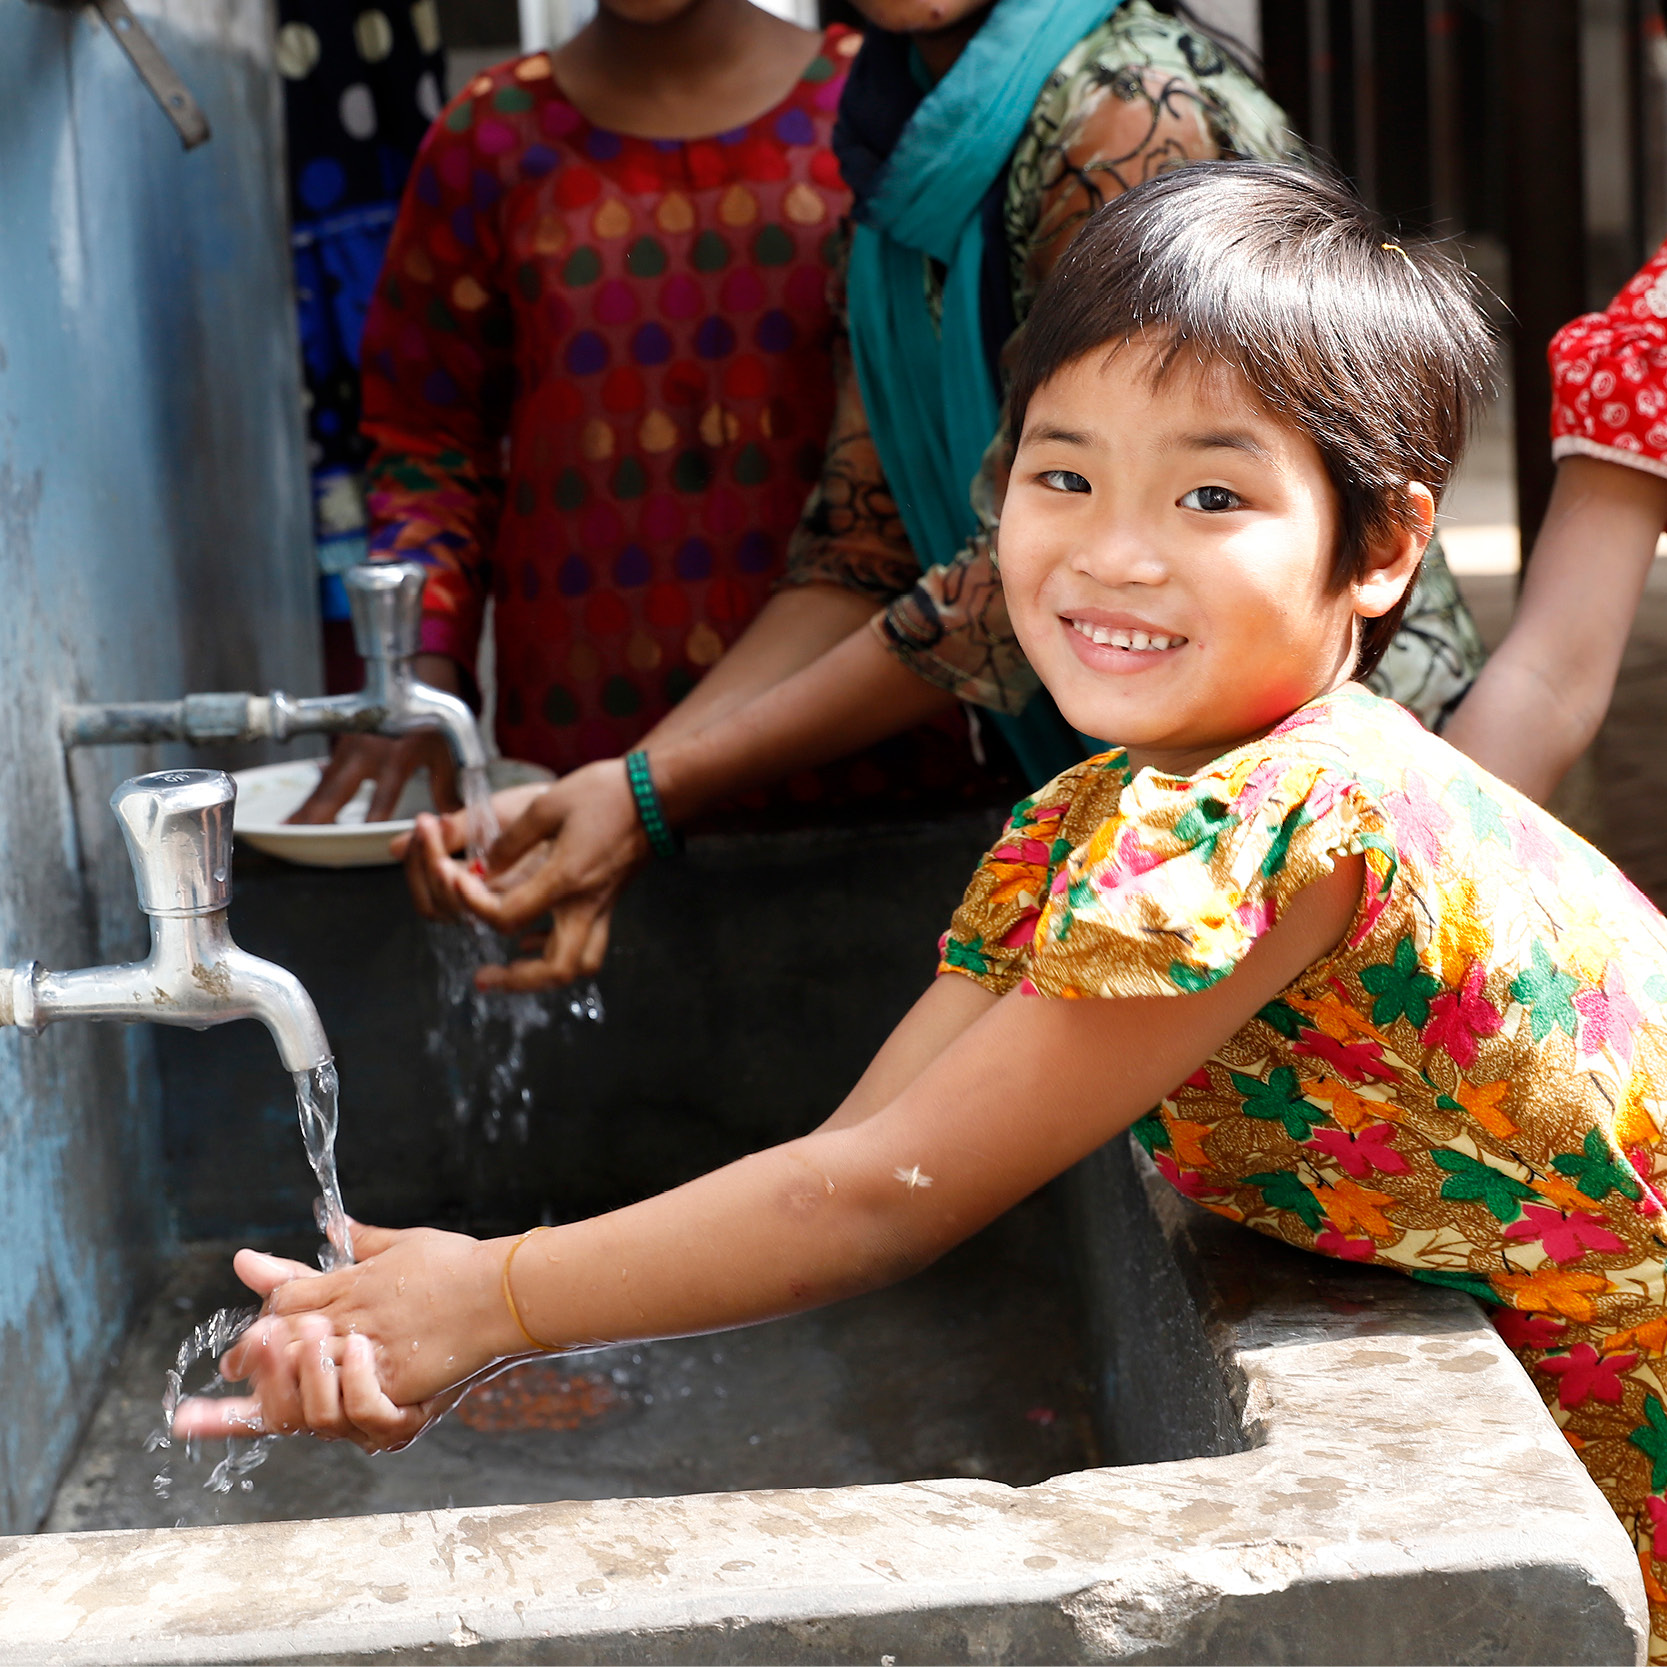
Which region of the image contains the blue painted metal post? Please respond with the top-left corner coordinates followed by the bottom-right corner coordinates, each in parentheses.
top-left (0, 0), bottom-right (318, 1531)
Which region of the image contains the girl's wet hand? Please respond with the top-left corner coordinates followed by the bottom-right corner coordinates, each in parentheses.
top-left (173, 1326), bottom-right (453, 1454)
top-left (175, 1221), bottom-right (523, 1449)
top-left (258, 1223), bottom-right (513, 1399)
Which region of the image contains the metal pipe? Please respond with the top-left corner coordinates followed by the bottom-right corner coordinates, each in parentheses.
top-left (58, 563), bottom-right (487, 772)
top-left (0, 770), bottom-right (331, 1074)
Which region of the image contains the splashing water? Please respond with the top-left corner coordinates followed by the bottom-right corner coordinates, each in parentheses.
top-left (429, 764), bottom-right (602, 1143)
top-left (148, 1304), bottom-right (274, 1497)
top-left (149, 1061), bottom-right (355, 1498)
top-left (426, 925), bottom-right (605, 1143)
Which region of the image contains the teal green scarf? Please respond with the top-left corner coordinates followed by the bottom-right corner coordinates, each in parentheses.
top-left (843, 0), bottom-right (1121, 785)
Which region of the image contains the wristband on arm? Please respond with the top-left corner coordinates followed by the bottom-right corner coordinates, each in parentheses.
top-left (624, 749), bottom-right (682, 858)
top-left (502, 1226), bottom-right (558, 1352)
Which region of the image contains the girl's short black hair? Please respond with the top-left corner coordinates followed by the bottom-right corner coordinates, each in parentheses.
top-left (1006, 162), bottom-right (1497, 678)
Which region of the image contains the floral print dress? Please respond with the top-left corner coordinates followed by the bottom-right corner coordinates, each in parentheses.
top-left (941, 683), bottom-right (1667, 1656)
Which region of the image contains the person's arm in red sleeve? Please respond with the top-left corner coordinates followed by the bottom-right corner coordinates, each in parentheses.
top-left (291, 97), bottom-right (514, 824)
top-left (1444, 243), bottom-right (1667, 801)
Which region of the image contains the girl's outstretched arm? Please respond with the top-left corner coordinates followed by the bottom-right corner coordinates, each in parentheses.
top-left (179, 857), bottom-right (1363, 1450)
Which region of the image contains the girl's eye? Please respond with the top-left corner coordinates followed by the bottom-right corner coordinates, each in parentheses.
top-left (1039, 469), bottom-right (1092, 495)
top-left (1180, 485), bottom-right (1242, 513)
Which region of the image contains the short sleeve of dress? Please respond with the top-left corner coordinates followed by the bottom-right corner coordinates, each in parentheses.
top-left (1026, 756), bottom-right (1387, 1000)
top-left (1549, 239), bottom-right (1667, 482)
top-left (937, 769), bottom-right (1093, 996)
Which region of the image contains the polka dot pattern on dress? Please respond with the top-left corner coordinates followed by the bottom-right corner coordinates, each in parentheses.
top-left (361, 28), bottom-right (858, 774)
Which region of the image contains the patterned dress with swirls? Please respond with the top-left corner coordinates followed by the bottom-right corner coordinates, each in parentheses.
top-left (940, 684), bottom-right (1667, 1658)
top-left (783, 1), bottom-right (1484, 737)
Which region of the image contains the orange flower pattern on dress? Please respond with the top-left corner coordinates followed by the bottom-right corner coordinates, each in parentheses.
top-left (939, 685), bottom-right (1667, 1660)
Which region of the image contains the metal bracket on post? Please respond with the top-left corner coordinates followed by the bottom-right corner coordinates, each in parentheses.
top-left (91, 0), bottom-right (210, 148)
top-left (37, 0), bottom-right (211, 149)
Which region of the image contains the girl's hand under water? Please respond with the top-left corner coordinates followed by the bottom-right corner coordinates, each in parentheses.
top-left (173, 1222), bottom-right (531, 1452)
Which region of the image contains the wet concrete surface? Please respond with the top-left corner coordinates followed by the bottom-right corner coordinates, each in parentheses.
top-left (45, 1191), bottom-right (1097, 1533)
top-left (155, 814), bottom-right (1008, 1243)
top-left (16, 1142), bottom-right (1643, 1667)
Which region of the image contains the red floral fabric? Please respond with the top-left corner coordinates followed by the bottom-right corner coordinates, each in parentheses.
top-left (1550, 238), bottom-right (1667, 485)
top-left (360, 34), bottom-right (870, 772)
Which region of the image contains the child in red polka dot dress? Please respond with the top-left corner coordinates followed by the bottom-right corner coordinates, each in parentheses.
top-left (326, 1), bottom-right (999, 822)
top-left (362, 8), bottom-right (848, 771)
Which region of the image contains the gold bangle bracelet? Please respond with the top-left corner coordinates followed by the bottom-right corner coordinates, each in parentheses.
top-left (501, 1225), bottom-right (559, 1352)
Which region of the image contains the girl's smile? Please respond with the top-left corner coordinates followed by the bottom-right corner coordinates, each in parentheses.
top-left (1061, 610), bottom-right (1189, 670)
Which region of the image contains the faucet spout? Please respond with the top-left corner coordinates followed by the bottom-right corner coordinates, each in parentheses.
top-left (339, 561), bottom-right (488, 772)
top-left (0, 769), bottom-right (332, 1075)
top-left (4, 916), bottom-right (330, 1074)
top-left (57, 562), bottom-right (489, 774)
top-left (370, 666), bottom-right (489, 773)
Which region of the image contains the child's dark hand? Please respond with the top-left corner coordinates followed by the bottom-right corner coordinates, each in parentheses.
top-left (393, 782), bottom-right (548, 920)
top-left (450, 759), bottom-right (649, 992)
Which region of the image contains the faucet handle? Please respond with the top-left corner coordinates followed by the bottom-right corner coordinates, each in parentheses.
top-left (344, 562), bottom-right (427, 665)
top-left (110, 769), bottom-right (234, 917)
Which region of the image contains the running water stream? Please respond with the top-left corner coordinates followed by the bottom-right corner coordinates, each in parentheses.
top-left (149, 1062), bottom-right (352, 1498)
top-left (149, 765), bottom-right (599, 1498)
top-left (433, 765), bottom-right (603, 1145)
top-left (297, 1060), bottom-right (352, 1272)
top-left (459, 761), bottom-right (500, 866)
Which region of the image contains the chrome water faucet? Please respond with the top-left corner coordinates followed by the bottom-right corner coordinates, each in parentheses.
top-left (0, 770), bottom-right (330, 1072)
top-left (329, 562), bottom-right (488, 771)
top-left (58, 562), bottom-right (487, 773)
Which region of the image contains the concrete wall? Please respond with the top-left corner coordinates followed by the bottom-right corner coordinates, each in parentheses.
top-left (0, 0), bottom-right (317, 1533)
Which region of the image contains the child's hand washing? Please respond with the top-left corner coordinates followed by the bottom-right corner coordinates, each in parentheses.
top-left (174, 1227), bottom-right (521, 1451)
top-left (393, 765), bottom-right (646, 991)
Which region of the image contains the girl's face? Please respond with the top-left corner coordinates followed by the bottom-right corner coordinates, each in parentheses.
top-left (999, 345), bottom-right (1426, 776)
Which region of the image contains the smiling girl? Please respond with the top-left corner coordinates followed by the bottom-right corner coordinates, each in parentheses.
top-left (187, 164), bottom-right (1667, 1655)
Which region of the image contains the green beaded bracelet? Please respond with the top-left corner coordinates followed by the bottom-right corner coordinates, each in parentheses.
top-left (625, 749), bottom-right (680, 859)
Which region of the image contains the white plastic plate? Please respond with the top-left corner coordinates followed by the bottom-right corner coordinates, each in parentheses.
top-left (231, 756), bottom-right (554, 869)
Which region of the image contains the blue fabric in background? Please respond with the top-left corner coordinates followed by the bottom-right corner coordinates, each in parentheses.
top-left (276, 0), bottom-right (445, 611)
top-left (835, 0), bottom-right (1122, 785)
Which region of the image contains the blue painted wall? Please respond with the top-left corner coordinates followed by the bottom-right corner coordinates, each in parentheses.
top-left (0, 0), bottom-right (318, 1531)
